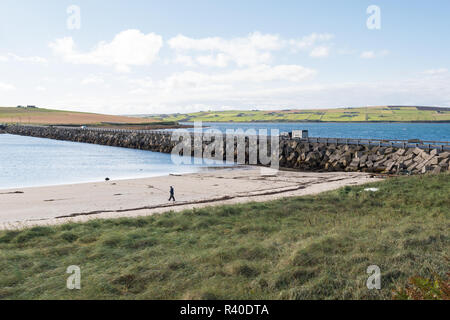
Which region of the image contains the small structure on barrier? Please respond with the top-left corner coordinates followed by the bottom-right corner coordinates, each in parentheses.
top-left (291, 130), bottom-right (309, 139)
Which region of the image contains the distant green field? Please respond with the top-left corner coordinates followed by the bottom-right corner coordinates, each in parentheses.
top-left (146, 106), bottom-right (450, 123)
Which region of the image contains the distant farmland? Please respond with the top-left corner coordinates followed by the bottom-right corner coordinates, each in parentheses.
top-left (146, 106), bottom-right (450, 123)
top-left (0, 107), bottom-right (156, 126)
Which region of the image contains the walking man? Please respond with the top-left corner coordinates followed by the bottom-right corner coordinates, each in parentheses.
top-left (168, 186), bottom-right (175, 202)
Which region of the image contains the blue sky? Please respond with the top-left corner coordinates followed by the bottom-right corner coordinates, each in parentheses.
top-left (0, 0), bottom-right (449, 114)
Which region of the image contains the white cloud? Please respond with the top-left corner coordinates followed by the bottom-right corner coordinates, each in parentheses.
top-left (0, 53), bottom-right (47, 64)
top-left (18, 70), bottom-right (450, 115)
top-left (125, 64), bottom-right (317, 108)
top-left (8, 53), bottom-right (48, 64)
top-left (423, 68), bottom-right (448, 75)
top-left (168, 32), bottom-right (282, 67)
top-left (129, 88), bottom-right (148, 95)
top-left (361, 51), bottom-right (376, 59)
top-left (49, 29), bottom-right (163, 72)
top-left (35, 86), bottom-right (46, 91)
top-left (309, 46), bottom-right (330, 58)
top-left (361, 50), bottom-right (389, 59)
top-left (196, 53), bottom-right (230, 67)
top-left (129, 77), bottom-right (154, 88)
top-left (181, 76), bottom-right (447, 111)
top-left (337, 48), bottom-right (357, 55)
top-left (174, 54), bottom-right (196, 67)
top-left (157, 64), bottom-right (316, 90)
top-left (7, 28), bottom-right (439, 114)
top-left (168, 32), bottom-right (335, 67)
top-left (81, 75), bottom-right (105, 85)
top-left (169, 32), bottom-right (282, 52)
top-left (0, 82), bottom-right (15, 91)
top-left (289, 33), bottom-right (334, 50)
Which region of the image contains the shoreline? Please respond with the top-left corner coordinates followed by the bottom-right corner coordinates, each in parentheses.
top-left (0, 166), bottom-right (382, 230)
top-left (0, 164), bottom-right (237, 191)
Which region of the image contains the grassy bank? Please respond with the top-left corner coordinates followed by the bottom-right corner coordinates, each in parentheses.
top-left (149, 106), bottom-right (450, 122)
top-left (0, 174), bottom-right (448, 299)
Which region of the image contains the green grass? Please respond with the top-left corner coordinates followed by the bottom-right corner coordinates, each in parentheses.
top-left (148, 106), bottom-right (450, 123)
top-left (0, 173), bottom-right (449, 299)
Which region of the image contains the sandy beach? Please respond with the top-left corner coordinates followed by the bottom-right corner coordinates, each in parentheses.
top-left (0, 167), bottom-right (382, 230)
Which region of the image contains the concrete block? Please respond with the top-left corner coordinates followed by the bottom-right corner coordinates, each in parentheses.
top-left (413, 147), bottom-right (423, 155)
top-left (430, 149), bottom-right (439, 156)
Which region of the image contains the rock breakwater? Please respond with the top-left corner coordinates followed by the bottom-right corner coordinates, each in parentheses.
top-left (4, 125), bottom-right (449, 175)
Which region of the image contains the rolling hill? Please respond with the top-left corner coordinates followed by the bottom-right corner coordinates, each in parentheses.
top-left (0, 107), bottom-right (157, 126)
top-left (146, 106), bottom-right (450, 123)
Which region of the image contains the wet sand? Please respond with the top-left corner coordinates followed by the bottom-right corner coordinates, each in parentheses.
top-left (0, 167), bottom-right (382, 230)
